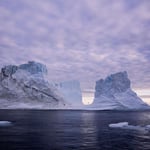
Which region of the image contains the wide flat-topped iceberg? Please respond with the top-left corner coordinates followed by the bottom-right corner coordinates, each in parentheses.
top-left (87, 71), bottom-right (149, 110)
top-left (0, 61), bottom-right (69, 109)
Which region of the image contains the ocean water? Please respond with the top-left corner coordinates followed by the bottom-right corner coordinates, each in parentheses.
top-left (0, 110), bottom-right (150, 150)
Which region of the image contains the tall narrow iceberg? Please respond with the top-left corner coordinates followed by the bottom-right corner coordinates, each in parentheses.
top-left (88, 71), bottom-right (149, 110)
top-left (53, 80), bottom-right (83, 108)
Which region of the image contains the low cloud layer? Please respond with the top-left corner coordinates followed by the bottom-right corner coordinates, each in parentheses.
top-left (0, 0), bottom-right (150, 90)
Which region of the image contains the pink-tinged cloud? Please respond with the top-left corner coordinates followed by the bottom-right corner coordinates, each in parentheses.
top-left (0, 0), bottom-right (150, 90)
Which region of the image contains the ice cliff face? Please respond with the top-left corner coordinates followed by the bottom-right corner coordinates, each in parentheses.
top-left (53, 80), bottom-right (83, 108)
top-left (0, 61), bottom-right (68, 109)
top-left (88, 71), bottom-right (149, 110)
top-left (1, 61), bottom-right (47, 77)
top-left (0, 63), bottom-right (148, 110)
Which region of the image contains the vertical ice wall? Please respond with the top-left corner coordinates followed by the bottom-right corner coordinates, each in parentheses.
top-left (54, 80), bottom-right (83, 107)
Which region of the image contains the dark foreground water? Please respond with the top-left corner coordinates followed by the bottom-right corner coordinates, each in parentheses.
top-left (0, 110), bottom-right (150, 150)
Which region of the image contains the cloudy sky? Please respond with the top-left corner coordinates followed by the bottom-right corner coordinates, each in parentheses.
top-left (0, 0), bottom-right (150, 100)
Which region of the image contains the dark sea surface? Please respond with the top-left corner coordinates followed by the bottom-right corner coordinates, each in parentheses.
top-left (0, 110), bottom-right (150, 150)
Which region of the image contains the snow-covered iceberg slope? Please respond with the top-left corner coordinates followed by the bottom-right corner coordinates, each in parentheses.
top-left (87, 71), bottom-right (149, 110)
top-left (0, 61), bottom-right (69, 109)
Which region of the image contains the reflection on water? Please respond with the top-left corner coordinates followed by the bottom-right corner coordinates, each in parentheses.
top-left (81, 112), bottom-right (98, 148)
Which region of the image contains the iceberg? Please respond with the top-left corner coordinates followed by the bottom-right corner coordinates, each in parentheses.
top-left (109, 122), bottom-right (129, 128)
top-left (1, 61), bottom-right (47, 78)
top-left (19, 61), bottom-right (47, 75)
top-left (0, 61), bottom-right (69, 109)
top-left (0, 121), bottom-right (12, 126)
top-left (0, 63), bottom-right (149, 111)
top-left (53, 80), bottom-right (83, 108)
top-left (109, 122), bottom-right (150, 132)
top-left (87, 71), bottom-right (149, 110)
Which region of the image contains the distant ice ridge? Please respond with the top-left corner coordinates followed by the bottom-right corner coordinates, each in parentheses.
top-left (0, 61), bottom-right (69, 109)
top-left (87, 71), bottom-right (149, 110)
top-left (52, 80), bottom-right (83, 108)
top-left (109, 122), bottom-right (150, 132)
